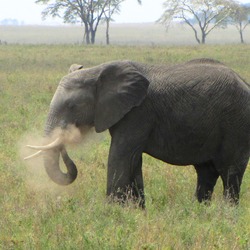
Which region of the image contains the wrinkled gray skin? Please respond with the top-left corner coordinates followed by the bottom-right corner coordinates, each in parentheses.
top-left (44, 58), bottom-right (250, 207)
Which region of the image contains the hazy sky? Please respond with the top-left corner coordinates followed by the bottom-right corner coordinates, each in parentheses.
top-left (0, 0), bottom-right (249, 25)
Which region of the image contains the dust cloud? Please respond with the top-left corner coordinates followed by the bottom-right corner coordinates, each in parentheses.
top-left (20, 124), bottom-right (91, 160)
top-left (48, 124), bottom-right (90, 146)
top-left (19, 125), bottom-right (96, 196)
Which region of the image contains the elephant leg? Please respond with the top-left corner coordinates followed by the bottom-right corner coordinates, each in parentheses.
top-left (106, 139), bottom-right (145, 208)
top-left (194, 161), bottom-right (219, 203)
top-left (221, 173), bottom-right (243, 204)
top-left (131, 155), bottom-right (145, 208)
top-left (218, 159), bottom-right (248, 204)
top-left (215, 147), bottom-right (249, 204)
top-left (106, 107), bottom-right (153, 208)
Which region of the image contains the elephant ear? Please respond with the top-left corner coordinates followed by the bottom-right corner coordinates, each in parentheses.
top-left (95, 62), bottom-right (150, 133)
top-left (68, 64), bottom-right (84, 73)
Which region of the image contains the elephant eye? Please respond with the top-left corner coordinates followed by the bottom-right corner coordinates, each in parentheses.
top-left (68, 102), bottom-right (76, 110)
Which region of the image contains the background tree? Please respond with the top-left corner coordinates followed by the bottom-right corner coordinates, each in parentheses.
top-left (103, 0), bottom-right (141, 45)
top-left (103, 0), bottom-right (124, 45)
top-left (158, 0), bottom-right (236, 44)
top-left (36, 0), bottom-right (142, 45)
top-left (36, 0), bottom-right (108, 44)
top-left (230, 3), bottom-right (250, 43)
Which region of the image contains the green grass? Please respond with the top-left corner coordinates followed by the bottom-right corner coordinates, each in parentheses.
top-left (0, 44), bottom-right (249, 249)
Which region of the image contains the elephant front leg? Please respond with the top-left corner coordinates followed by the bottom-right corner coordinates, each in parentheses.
top-left (106, 143), bottom-right (145, 208)
top-left (131, 155), bottom-right (145, 208)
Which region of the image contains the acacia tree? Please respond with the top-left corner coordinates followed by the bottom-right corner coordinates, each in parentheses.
top-left (36, 0), bottom-right (108, 44)
top-left (36, 0), bottom-right (142, 45)
top-left (230, 4), bottom-right (250, 43)
top-left (158, 0), bottom-right (236, 44)
top-left (103, 0), bottom-right (141, 45)
top-left (103, 0), bottom-right (124, 45)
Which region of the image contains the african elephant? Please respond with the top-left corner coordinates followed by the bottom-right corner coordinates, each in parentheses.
top-left (26, 58), bottom-right (250, 207)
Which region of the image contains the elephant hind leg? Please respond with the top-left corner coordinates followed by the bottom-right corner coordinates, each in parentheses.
top-left (218, 159), bottom-right (248, 204)
top-left (214, 149), bottom-right (249, 204)
top-left (194, 161), bottom-right (219, 203)
top-left (214, 133), bottom-right (249, 204)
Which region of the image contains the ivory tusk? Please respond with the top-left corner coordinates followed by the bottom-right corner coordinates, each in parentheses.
top-left (24, 150), bottom-right (43, 160)
top-left (26, 137), bottom-right (62, 151)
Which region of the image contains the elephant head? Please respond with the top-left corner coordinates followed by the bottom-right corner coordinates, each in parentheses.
top-left (26, 61), bottom-right (149, 185)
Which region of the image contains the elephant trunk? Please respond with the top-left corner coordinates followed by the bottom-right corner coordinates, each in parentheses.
top-left (43, 146), bottom-right (77, 185)
top-left (42, 109), bottom-right (78, 185)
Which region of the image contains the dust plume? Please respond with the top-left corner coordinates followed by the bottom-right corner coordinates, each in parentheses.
top-left (48, 124), bottom-right (91, 146)
top-left (21, 124), bottom-right (91, 161)
top-left (19, 125), bottom-right (93, 193)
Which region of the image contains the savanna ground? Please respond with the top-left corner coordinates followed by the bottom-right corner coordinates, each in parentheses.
top-left (0, 28), bottom-right (250, 250)
top-left (1, 23), bottom-right (250, 45)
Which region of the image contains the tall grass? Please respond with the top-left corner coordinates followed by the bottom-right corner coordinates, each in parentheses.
top-left (0, 45), bottom-right (249, 249)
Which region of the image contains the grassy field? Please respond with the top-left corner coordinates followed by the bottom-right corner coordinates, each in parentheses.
top-left (1, 23), bottom-right (250, 45)
top-left (0, 44), bottom-right (250, 249)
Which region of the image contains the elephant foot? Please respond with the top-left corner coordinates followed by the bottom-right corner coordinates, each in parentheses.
top-left (107, 187), bottom-right (145, 209)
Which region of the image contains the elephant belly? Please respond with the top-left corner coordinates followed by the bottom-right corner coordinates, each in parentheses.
top-left (144, 125), bottom-right (219, 166)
